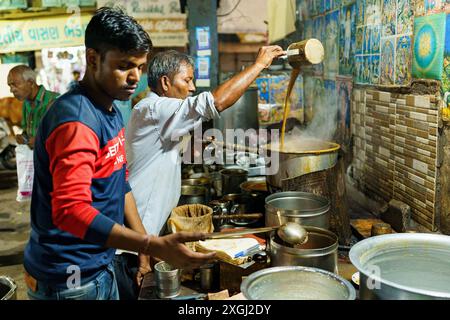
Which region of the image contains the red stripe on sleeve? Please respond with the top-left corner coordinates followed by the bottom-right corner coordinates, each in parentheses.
top-left (46, 122), bottom-right (100, 239)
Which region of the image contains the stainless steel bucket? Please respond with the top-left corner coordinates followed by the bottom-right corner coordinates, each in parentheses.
top-left (269, 226), bottom-right (338, 273)
top-left (241, 266), bottom-right (355, 300)
top-left (349, 233), bottom-right (450, 300)
top-left (265, 191), bottom-right (330, 229)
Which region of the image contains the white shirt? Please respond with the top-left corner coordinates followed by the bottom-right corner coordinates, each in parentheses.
top-left (125, 91), bottom-right (219, 235)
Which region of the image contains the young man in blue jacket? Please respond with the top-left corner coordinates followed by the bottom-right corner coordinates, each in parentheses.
top-left (24, 7), bottom-right (214, 300)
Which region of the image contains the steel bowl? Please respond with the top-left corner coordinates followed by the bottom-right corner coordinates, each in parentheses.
top-left (265, 191), bottom-right (331, 229)
top-left (241, 266), bottom-right (356, 300)
top-left (349, 233), bottom-right (450, 300)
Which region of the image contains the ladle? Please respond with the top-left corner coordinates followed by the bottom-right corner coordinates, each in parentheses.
top-left (203, 222), bottom-right (308, 246)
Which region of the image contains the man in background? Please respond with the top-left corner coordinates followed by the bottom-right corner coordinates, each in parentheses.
top-left (7, 65), bottom-right (59, 149)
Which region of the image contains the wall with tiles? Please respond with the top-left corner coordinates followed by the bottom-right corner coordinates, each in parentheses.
top-left (352, 87), bottom-right (440, 231)
top-left (293, 0), bottom-right (450, 232)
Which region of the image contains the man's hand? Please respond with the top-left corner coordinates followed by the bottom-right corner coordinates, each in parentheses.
top-left (255, 45), bottom-right (286, 69)
top-left (15, 134), bottom-right (25, 144)
top-left (27, 137), bottom-right (35, 149)
top-left (144, 232), bottom-right (216, 269)
top-left (135, 253), bottom-right (151, 287)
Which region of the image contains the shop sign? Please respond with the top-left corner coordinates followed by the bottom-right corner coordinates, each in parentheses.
top-left (0, 14), bottom-right (92, 53)
top-left (136, 18), bottom-right (188, 47)
top-left (96, 0), bottom-right (185, 19)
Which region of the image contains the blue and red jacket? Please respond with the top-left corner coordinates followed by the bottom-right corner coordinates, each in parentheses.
top-left (24, 84), bottom-right (131, 288)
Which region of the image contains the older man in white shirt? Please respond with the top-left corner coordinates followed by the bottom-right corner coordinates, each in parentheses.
top-left (126, 46), bottom-right (284, 236)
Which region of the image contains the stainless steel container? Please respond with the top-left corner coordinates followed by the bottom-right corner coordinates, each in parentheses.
top-left (240, 177), bottom-right (268, 202)
top-left (182, 178), bottom-right (211, 201)
top-left (264, 140), bottom-right (340, 190)
top-left (220, 168), bottom-right (248, 195)
top-left (241, 266), bottom-right (356, 300)
top-left (269, 226), bottom-right (338, 273)
top-left (178, 185), bottom-right (208, 205)
top-left (0, 276), bottom-right (17, 300)
top-left (349, 233), bottom-right (450, 300)
top-left (200, 263), bottom-right (217, 291)
top-left (213, 86), bottom-right (259, 138)
top-left (240, 177), bottom-right (269, 225)
top-left (265, 191), bottom-right (330, 229)
top-left (154, 261), bottom-right (181, 299)
top-left (182, 177), bottom-right (211, 188)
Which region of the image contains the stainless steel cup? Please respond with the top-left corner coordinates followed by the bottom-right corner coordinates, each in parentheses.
top-left (154, 261), bottom-right (181, 299)
top-left (200, 264), bottom-right (215, 291)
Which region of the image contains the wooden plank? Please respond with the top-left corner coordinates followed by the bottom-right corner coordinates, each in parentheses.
top-left (350, 219), bottom-right (396, 239)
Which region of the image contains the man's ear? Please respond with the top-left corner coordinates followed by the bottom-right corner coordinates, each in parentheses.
top-left (161, 75), bottom-right (171, 93)
top-left (86, 48), bottom-right (99, 71)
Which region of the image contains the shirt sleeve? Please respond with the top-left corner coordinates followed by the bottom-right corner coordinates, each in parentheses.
top-left (21, 102), bottom-right (27, 135)
top-left (155, 91), bottom-right (220, 142)
top-left (45, 121), bottom-right (117, 245)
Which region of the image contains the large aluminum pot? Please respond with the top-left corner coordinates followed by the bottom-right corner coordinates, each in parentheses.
top-left (241, 266), bottom-right (356, 300)
top-left (265, 191), bottom-right (330, 229)
top-left (349, 233), bottom-right (450, 300)
top-left (269, 226), bottom-right (338, 273)
top-left (263, 139), bottom-right (340, 189)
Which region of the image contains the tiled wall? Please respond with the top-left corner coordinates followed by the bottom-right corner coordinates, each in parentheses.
top-left (352, 88), bottom-right (439, 231)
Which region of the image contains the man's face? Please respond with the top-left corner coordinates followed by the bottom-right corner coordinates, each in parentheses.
top-left (165, 63), bottom-right (196, 99)
top-left (7, 72), bottom-right (33, 101)
top-left (94, 49), bottom-right (148, 101)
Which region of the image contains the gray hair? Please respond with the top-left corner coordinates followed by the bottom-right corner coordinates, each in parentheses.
top-left (9, 65), bottom-right (37, 82)
top-left (147, 50), bottom-right (194, 90)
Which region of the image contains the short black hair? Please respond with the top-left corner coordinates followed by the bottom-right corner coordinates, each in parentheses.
top-left (85, 7), bottom-right (152, 59)
top-left (147, 50), bottom-right (194, 90)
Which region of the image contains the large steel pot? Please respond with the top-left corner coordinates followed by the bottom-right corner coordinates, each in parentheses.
top-left (178, 185), bottom-right (208, 205)
top-left (269, 226), bottom-right (338, 273)
top-left (263, 139), bottom-right (340, 189)
top-left (241, 266), bottom-right (355, 300)
top-left (265, 191), bottom-right (330, 229)
top-left (182, 178), bottom-right (212, 201)
top-left (349, 233), bottom-right (450, 300)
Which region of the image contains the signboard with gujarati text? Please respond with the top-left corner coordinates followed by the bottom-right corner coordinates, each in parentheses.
top-left (0, 14), bottom-right (92, 53)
